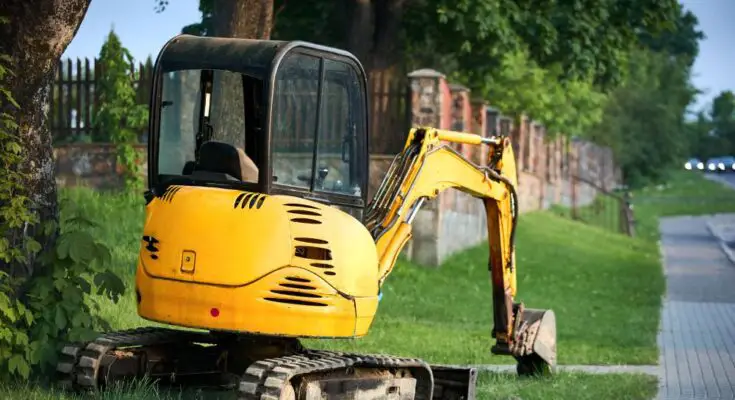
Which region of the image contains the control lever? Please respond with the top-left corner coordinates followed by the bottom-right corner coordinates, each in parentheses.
top-left (297, 166), bottom-right (330, 189)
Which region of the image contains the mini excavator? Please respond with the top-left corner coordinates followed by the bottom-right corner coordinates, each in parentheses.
top-left (55, 35), bottom-right (556, 399)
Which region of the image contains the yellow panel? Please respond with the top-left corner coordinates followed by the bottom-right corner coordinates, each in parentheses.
top-left (141, 186), bottom-right (292, 286)
top-left (136, 264), bottom-right (358, 337)
top-left (353, 296), bottom-right (379, 336)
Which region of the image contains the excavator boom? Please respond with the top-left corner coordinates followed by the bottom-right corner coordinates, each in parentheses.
top-left (368, 126), bottom-right (556, 370)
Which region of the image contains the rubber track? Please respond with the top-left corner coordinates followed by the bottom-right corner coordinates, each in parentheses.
top-left (57, 327), bottom-right (436, 399)
top-left (56, 327), bottom-right (213, 391)
top-left (237, 350), bottom-right (435, 400)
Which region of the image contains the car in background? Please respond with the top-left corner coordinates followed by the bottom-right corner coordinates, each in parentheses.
top-left (706, 156), bottom-right (735, 173)
top-left (719, 156), bottom-right (735, 173)
top-left (685, 158), bottom-right (704, 171)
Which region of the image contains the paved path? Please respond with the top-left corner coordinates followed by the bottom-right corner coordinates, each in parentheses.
top-left (657, 215), bottom-right (735, 399)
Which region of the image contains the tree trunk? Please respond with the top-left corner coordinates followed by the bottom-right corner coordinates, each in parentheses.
top-left (0, 0), bottom-right (91, 278)
top-left (209, 0), bottom-right (274, 150)
top-left (346, 0), bottom-right (375, 68)
top-left (343, 0), bottom-right (406, 73)
top-left (212, 0), bottom-right (273, 39)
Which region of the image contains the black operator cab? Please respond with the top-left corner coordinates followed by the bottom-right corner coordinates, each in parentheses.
top-left (146, 34), bottom-right (370, 220)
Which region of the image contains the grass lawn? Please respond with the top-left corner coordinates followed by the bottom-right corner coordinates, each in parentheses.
top-left (549, 194), bottom-right (624, 235)
top-left (0, 372), bottom-right (658, 400)
top-left (631, 171), bottom-right (735, 242)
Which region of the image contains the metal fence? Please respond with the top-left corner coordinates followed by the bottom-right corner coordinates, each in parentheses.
top-left (547, 172), bottom-right (635, 236)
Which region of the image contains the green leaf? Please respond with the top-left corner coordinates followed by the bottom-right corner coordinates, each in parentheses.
top-left (56, 236), bottom-right (71, 259)
top-left (65, 231), bottom-right (97, 264)
top-left (94, 243), bottom-right (113, 268)
top-left (0, 293), bottom-right (16, 322)
top-left (55, 307), bottom-right (67, 330)
top-left (8, 354), bottom-right (22, 375)
top-left (25, 238), bottom-right (42, 254)
top-left (94, 269), bottom-right (126, 302)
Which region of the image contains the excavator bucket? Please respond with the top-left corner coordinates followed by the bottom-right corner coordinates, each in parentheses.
top-left (513, 308), bottom-right (557, 374)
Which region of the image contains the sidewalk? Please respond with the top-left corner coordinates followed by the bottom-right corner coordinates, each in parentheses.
top-left (657, 215), bottom-right (735, 399)
top-left (706, 213), bottom-right (735, 266)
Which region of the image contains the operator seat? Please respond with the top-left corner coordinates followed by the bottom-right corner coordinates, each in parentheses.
top-left (193, 141), bottom-right (259, 183)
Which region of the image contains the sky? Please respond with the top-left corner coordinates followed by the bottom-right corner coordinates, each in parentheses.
top-left (62, 0), bottom-right (734, 112)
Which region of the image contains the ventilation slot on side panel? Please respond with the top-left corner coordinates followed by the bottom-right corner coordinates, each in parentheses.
top-left (285, 276), bottom-right (311, 283)
top-left (295, 246), bottom-right (332, 261)
top-left (294, 237), bottom-right (328, 245)
top-left (270, 289), bottom-right (321, 299)
top-left (287, 209), bottom-right (322, 217)
top-left (263, 297), bottom-right (327, 307)
top-left (161, 186), bottom-right (182, 202)
top-left (279, 282), bottom-right (317, 290)
top-left (248, 194), bottom-right (260, 209)
top-left (284, 203), bottom-right (320, 210)
top-left (290, 218), bottom-right (322, 224)
top-left (234, 193), bottom-right (246, 208)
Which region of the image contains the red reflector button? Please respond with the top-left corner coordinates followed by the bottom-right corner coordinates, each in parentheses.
top-left (210, 308), bottom-right (220, 317)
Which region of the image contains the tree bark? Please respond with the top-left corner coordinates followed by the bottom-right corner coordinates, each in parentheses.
top-left (209, 0), bottom-right (274, 150)
top-left (343, 0), bottom-right (406, 73)
top-left (0, 0), bottom-right (91, 277)
top-left (212, 0), bottom-right (273, 39)
top-left (346, 0), bottom-right (375, 67)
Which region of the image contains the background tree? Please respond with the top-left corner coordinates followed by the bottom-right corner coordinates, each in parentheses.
top-left (687, 90), bottom-right (735, 160)
top-left (587, 6), bottom-right (703, 187)
top-left (94, 29), bottom-right (148, 190)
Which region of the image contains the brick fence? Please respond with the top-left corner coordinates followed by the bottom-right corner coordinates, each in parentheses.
top-left (53, 68), bottom-right (620, 266)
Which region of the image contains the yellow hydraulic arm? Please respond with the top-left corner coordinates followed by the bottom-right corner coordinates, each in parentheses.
top-left (364, 126), bottom-right (522, 348)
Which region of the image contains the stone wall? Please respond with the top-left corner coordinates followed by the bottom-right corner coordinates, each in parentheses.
top-left (53, 68), bottom-right (620, 268)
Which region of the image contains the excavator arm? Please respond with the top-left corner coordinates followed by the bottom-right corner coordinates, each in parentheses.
top-left (365, 127), bottom-right (557, 373)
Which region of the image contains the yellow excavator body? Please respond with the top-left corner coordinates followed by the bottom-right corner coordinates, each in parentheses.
top-left (55, 34), bottom-right (557, 400)
top-left (136, 187), bottom-right (380, 337)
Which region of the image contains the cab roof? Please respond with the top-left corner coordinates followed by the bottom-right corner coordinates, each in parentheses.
top-left (157, 35), bottom-right (287, 78)
top-left (155, 34), bottom-right (361, 80)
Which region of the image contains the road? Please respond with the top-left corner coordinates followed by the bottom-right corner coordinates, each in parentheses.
top-left (656, 173), bottom-right (735, 399)
top-left (705, 172), bottom-right (735, 188)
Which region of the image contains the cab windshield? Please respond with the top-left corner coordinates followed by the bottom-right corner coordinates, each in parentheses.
top-left (271, 51), bottom-right (366, 199)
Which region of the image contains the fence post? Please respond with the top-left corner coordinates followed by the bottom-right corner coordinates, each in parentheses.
top-left (471, 99), bottom-right (488, 165)
top-left (620, 191), bottom-right (636, 237)
top-left (406, 68), bottom-right (448, 267)
top-left (570, 149), bottom-right (579, 220)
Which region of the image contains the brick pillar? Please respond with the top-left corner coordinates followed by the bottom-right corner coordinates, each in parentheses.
top-left (553, 135), bottom-right (563, 204)
top-left (449, 84), bottom-right (472, 159)
top-left (406, 69), bottom-right (447, 267)
top-left (408, 69), bottom-right (447, 128)
top-left (538, 125), bottom-right (548, 209)
top-left (519, 116), bottom-right (531, 173)
top-left (471, 100), bottom-right (488, 165)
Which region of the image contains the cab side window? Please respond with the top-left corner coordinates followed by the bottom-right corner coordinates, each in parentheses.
top-left (271, 53), bottom-right (319, 188)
